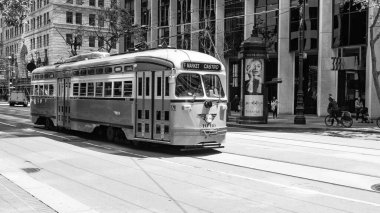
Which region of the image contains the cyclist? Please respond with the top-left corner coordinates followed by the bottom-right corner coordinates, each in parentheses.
top-left (327, 95), bottom-right (340, 125)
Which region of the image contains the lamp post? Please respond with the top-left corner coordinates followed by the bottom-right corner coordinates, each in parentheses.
top-left (294, 0), bottom-right (306, 124)
top-left (7, 55), bottom-right (12, 100)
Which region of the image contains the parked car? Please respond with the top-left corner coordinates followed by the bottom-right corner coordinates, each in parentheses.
top-left (9, 91), bottom-right (28, 107)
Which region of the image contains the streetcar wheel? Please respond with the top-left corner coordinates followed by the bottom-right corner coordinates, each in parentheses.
top-left (324, 115), bottom-right (334, 126)
top-left (341, 117), bottom-right (353, 128)
top-left (45, 118), bottom-right (54, 130)
top-left (114, 128), bottom-right (127, 144)
top-left (106, 127), bottom-right (115, 142)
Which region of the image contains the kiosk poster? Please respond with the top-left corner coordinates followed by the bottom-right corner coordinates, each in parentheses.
top-left (244, 58), bottom-right (264, 116)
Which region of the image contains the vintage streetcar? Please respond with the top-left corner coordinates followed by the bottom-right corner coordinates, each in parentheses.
top-left (30, 49), bottom-right (227, 150)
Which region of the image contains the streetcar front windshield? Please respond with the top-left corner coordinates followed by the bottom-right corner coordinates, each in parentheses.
top-left (175, 73), bottom-right (204, 97)
top-left (203, 74), bottom-right (225, 98)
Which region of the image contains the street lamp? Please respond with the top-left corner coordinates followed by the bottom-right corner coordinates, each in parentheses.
top-left (294, 0), bottom-right (306, 124)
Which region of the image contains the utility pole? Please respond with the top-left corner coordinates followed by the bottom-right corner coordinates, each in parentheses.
top-left (294, 0), bottom-right (306, 124)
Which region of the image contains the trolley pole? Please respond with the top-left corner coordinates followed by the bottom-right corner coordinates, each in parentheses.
top-left (294, 0), bottom-right (306, 124)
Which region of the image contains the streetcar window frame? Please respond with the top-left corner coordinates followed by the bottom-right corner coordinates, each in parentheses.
top-left (175, 73), bottom-right (204, 97)
top-left (123, 81), bottom-right (133, 97)
top-left (95, 82), bottom-right (103, 97)
top-left (34, 85), bottom-right (38, 95)
top-left (105, 67), bottom-right (112, 74)
top-left (80, 69), bottom-right (87, 76)
top-left (80, 82), bottom-right (87, 96)
top-left (113, 81), bottom-right (122, 97)
top-left (73, 70), bottom-right (79, 76)
top-left (87, 68), bottom-right (95, 75)
top-left (73, 83), bottom-right (79, 96)
top-left (104, 82), bottom-right (112, 97)
top-left (49, 84), bottom-right (54, 96)
top-left (96, 68), bottom-right (104, 75)
top-left (87, 82), bottom-right (95, 96)
top-left (114, 66), bottom-right (122, 73)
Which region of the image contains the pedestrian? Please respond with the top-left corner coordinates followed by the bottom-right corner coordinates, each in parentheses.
top-left (354, 97), bottom-right (363, 121)
top-left (270, 97), bottom-right (278, 119)
top-left (327, 95), bottom-right (340, 125)
top-left (231, 94), bottom-right (240, 112)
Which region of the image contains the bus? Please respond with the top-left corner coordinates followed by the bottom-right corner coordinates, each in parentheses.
top-left (30, 49), bottom-right (227, 149)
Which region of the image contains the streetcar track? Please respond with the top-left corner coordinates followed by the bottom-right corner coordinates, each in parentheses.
top-left (0, 142), bottom-right (367, 213)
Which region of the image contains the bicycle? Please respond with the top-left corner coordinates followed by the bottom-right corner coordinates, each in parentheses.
top-left (325, 111), bottom-right (353, 128)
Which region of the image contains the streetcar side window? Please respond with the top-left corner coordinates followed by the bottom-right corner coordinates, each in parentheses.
top-left (39, 85), bottom-right (44, 96)
top-left (105, 67), bottom-right (112, 74)
top-left (73, 83), bottom-right (79, 96)
top-left (73, 70), bottom-right (79, 76)
top-left (114, 81), bottom-right (122, 97)
top-left (114, 66), bottom-right (122, 73)
top-left (165, 76), bottom-right (169, 96)
top-left (138, 78), bottom-right (142, 96)
top-left (96, 68), bottom-right (104, 75)
top-left (145, 77), bottom-right (150, 96)
top-left (95, 82), bottom-right (103, 97)
top-left (49, 84), bottom-right (54, 96)
top-left (87, 82), bottom-right (94, 96)
top-left (80, 83), bottom-right (87, 96)
top-left (44, 84), bottom-right (49, 95)
top-left (88, 69), bottom-right (95, 75)
top-left (157, 77), bottom-right (162, 96)
top-left (104, 82), bottom-right (112, 97)
top-left (123, 81), bottom-right (133, 97)
top-left (34, 85), bottom-right (38, 95)
top-left (80, 69), bottom-right (87, 76)
top-left (175, 73), bottom-right (203, 97)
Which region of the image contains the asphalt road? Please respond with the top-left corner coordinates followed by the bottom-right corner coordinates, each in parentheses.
top-left (0, 104), bottom-right (380, 213)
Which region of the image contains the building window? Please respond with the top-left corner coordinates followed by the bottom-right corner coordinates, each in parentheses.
top-left (67, 0), bottom-right (73, 3)
top-left (177, 0), bottom-right (191, 50)
top-left (199, 0), bottom-right (216, 55)
top-left (141, 0), bottom-right (149, 26)
top-left (332, 0), bottom-right (367, 47)
top-left (89, 36), bottom-right (95, 47)
top-left (66, 11), bottom-right (73, 23)
top-left (98, 37), bottom-right (104, 48)
top-left (89, 0), bottom-right (95, 6)
top-left (89, 14), bottom-right (95, 26)
top-left (66, 34), bottom-right (73, 44)
top-left (98, 0), bottom-right (104, 7)
top-left (76, 0), bottom-right (83, 5)
top-left (255, 0), bottom-right (279, 53)
top-left (98, 15), bottom-right (104, 27)
top-left (158, 0), bottom-right (169, 26)
top-left (289, 0), bottom-right (318, 51)
top-left (76, 13), bottom-right (82, 25)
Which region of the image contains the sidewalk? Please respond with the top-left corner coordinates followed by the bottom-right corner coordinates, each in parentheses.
top-left (227, 112), bottom-right (380, 134)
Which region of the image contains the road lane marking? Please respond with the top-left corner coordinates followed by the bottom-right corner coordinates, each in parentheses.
top-left (76, 142), bottom-right (380, 207)
top-left (0, 121), bottom-right (16, 127)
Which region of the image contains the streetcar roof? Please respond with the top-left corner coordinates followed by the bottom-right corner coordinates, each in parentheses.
top-left (32, 49), bottom-right (225, 74)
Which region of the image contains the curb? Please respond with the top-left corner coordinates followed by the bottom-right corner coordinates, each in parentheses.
top-left (227, 122), bottom-right (380, 134)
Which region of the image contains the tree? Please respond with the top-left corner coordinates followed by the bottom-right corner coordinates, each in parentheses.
top-left (350, 0), bottom-right (380, 103)
top-left (54, 25), bottom-right (84, 57)
top-left (91, 0), bottom-right (145, 52)
top-left (0, 0), bottom-right (29, 27)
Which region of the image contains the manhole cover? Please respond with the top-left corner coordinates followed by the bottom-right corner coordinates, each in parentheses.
top-left (21, 168), bottom-right (41, 173)
top-left (371, 184), bottom-right (380, 192)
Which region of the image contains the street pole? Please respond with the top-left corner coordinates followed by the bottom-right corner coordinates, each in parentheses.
top-left (7, 56), bottom-right (12, 100)
top-left (294, 0), bottom-right (306, 124)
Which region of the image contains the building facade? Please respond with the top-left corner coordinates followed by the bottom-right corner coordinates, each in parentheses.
top-left (0, 0), bottom-right (119, 99)
top-left (118, 0), bottom-right (380, 118)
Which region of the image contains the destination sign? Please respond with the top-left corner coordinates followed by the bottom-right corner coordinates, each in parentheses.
top-left (183, 62), bottom-right (221, 71)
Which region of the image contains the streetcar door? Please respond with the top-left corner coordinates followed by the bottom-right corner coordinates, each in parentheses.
top-left (57, 78), bottom-right (71, 129)
top-left (153, 71), bottom-right (171, 141)
top-left (135, 71), bottom-right (153, 139)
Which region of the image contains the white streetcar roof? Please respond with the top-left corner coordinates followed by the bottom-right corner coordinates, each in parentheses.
top-left (32, 49), bottom-right (225, 74)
